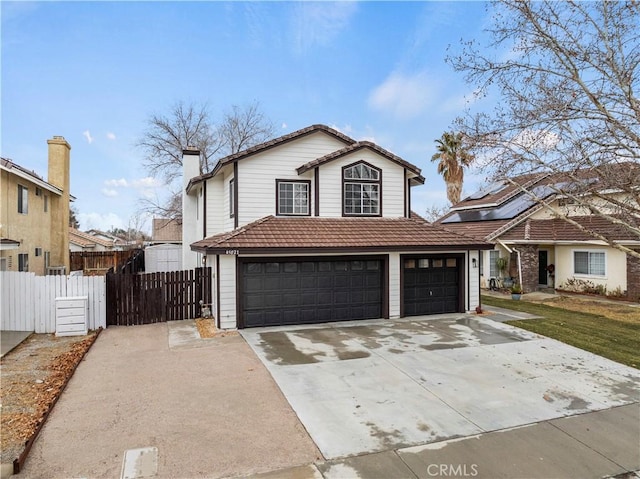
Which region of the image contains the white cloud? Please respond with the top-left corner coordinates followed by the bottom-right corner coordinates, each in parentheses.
top-left (131, 177), bottom-right (162, 188)
top-left (292, 2), bottom-right (357, 54)
top-left (368, 71), bottom-right (437, 119)
top-left (281, 122), bottom-right (287, 129)
top-left (78, 212), bottom-right (124, 231)
top-left (101, 188), bottom-right (118, 197)
top-left (104, 178), bottom-right (129, 187)
top-left (106, 132), bottom-right (116, 140)
top-left (83, 130), bottom-right (94, 144)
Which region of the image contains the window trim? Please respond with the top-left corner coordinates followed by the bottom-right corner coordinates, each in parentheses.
top-left (18, 253), bottom-right (29, 272)
top-left (342, 161), bottom-right (382, 217)
top-left (573, 249), bottom-right (606, 277)
top-left (229, 178), bottom-right (235, 218)
top-left (18, 184), bottom-right (28, 214)
top-left (275, 179), bottom-right (311, 216)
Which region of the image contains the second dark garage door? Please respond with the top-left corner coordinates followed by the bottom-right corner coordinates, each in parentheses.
top-left (240, 258), bottom-right (383, 328)
top-left (403, 256), bottom-right (462, 316)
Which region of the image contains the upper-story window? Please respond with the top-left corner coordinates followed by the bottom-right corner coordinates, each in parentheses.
top-left (18, 185), bottom-right (28, 214)
top-left (276, 180), bottom-right (310, 216)
top-left (343, 162), bottom-right (381, 216)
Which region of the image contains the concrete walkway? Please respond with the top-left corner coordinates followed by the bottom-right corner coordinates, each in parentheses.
top-left (0, 330), bottom-right (31, 358)
top-left (245, 403), bottom-right (639, 479)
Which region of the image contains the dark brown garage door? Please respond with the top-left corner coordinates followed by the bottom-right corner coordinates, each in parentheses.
top-left (240, 258), bottom-right (383, 328)
top-left (403, 256), bottom-right (461, 316)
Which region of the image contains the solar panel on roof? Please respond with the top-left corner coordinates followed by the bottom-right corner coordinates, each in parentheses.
top-left (464, 181), bottom-right (507, 201)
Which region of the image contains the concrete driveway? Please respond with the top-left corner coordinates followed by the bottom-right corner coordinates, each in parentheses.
top-left (18, 322), bottom-right (321, 479)
top-left (241, 313), bottom-right (640, 460)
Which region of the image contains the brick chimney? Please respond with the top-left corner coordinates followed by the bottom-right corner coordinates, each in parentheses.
top-left (47, 136), bottom-right (71, 273)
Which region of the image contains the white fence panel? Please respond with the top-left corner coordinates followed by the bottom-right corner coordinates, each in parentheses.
top-left (0, 271), bottom-right (106, 333)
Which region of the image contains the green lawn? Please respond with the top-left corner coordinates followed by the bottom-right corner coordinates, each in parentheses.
top-left (482, 295), bottom-right (640, 369)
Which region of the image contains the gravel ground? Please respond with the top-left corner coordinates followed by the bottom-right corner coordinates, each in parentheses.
top-left (0, 332), bottom-right (97, 465)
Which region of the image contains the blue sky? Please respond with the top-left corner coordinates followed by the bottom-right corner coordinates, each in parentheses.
top-left (2, 1), bottom-right (493, 233)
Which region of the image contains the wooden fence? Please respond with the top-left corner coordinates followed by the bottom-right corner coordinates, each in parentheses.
top-left (106, 267), bottom-right (211, 326)
top-left (0, 271), bottom-right (106, 333)
top-left (70, 250), bottom-right (142, 275)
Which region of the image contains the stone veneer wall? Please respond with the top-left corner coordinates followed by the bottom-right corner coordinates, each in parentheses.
top-left (517, 244), bottom-right (539, 294)
top-left (627, 250), bottom-right (640, 302)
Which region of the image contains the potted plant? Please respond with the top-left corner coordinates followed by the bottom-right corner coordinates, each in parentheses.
top-left (510, 283), bottom-right (522, 300)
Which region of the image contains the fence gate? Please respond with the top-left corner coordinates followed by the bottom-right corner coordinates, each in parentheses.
top-left (106, 267), bottom-right (211, 326)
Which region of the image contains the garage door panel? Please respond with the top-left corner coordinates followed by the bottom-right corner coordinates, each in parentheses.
top-left (403, 256), bottom-right (461, 317)
top-left (242, 259), bottom-right (383, 328)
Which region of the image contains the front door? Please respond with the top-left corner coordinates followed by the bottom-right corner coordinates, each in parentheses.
top-left (538, 250), bottom-right (548, 285)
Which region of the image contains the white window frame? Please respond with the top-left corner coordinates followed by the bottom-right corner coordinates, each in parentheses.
top-left (342, 162), bottom-right (381, 216)
top-left (573, 249), bottom-right (606, 277)
top-left (18, 185), bottom-right (28, 214)
top-left (489, 250), bottom-right (500, 277)
top-left (18, 253), bottom-right (29, 272)
top-left (277, 180), bottom-right (310, 216)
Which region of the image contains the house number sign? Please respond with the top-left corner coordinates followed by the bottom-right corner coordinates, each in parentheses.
top-left (225, 250), bottom-right (240, 255)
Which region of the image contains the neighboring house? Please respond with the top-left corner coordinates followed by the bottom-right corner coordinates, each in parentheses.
top-left (85, 229), bottom-right (128, 249)
top-left (182, 124), bottom-right (492, 330)
top-left (69, 227), bottom-right (119, 252)
top-left (0, 137), bottom-right (72, 275)
top-left (437, 166), bottom-right (640, 299)
top-left (146, 218), bottom-right (182, 273)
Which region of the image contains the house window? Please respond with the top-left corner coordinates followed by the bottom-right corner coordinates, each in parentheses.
top-left (35, 247), bottom-right (42, 257)
top-left (489, 250), bottom-right (500, 277)
top-left (229, 179), bottom-right (235, 218)
top-left (0, 258), bottom-right (6, 271)
top-left (574, 250), bottom-right (605, 276)
top-left (18, 253), bottom-right (28, 272)
top-left (276, 180), bottom-right (310, 216)
top-left (44, 195), bottom-right (49, 212)
top-left (18, 185), bottom-right (28, 214)
top-left (343, 162), bottom-right (381, 216)
top-left (44, 251), bottom-right (50, 269)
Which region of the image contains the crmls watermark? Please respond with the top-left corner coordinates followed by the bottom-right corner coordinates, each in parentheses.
top-left (426, 463), bottom-right (479, 477)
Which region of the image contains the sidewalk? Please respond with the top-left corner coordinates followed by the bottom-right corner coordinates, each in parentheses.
top-left (245, 403), bottom-right (639, 479)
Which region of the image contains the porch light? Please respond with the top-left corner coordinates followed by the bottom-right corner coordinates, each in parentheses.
top-left (472, 258), bottom-right (478, 268)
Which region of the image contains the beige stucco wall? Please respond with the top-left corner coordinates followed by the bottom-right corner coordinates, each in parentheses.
top-left (0, 137), bottom-right (71, 275)
top-left (0, 170), bottom-right (55, 275)
top-left (554, 244), bottom-right (627, 294)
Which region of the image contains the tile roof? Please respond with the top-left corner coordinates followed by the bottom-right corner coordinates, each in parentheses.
top-left (152, 218), bottom-right (182, 242)
top-left (187, 124), bottom-right (356, 188)
top-left (191, 216), bottom-right (493, 254)
top-left (499, 215), bottom-right (640, 243)
top-left (69, 228), bottom-right (116, 248)
top-left (296, 141), bottom-right (424, 183)
top-left (439, 220), bottom-right (512, 242)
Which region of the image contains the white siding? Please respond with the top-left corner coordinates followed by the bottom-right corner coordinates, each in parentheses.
top-left (237, 132), bottom-right (346, 225)
top-left (468, 250), bottom-right (481, 312)
top-left (388, 253), bottom-right (401, 318)
top-left (145, 244), bottom-right (182, 273)
top-left (218, 254), bottom-right (237, 329)
top-left (205, 177), bottom-right (224, 237)
top-left (318, 150), bottom-right (406, 218)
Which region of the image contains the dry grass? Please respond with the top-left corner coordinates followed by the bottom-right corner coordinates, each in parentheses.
top-left (195, 318), bottom-right (238, 339)
top-left (528, 295), bottom-right (640, 324)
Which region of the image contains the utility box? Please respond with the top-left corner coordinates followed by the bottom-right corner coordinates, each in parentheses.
top-left (55, 296), bottom-right (88, 336)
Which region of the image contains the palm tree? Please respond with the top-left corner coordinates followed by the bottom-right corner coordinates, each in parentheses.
top-left (431, 132), bottom-right (474, 204)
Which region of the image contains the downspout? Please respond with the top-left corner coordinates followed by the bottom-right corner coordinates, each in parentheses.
top-left (497, 239), bottom-right (523, 288)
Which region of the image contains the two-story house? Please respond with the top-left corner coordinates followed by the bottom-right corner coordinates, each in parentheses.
top-left (0, 136), bottom-right (72, 275)
top-left (182, 125), bottom-right (492, 329)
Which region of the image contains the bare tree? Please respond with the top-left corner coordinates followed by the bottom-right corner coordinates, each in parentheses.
top-left (448, 0), bottom-right (640, 258)
top-left (137, 100), bottom-right (275, 220)
top-left (422, 204), bottom-right (451, 223)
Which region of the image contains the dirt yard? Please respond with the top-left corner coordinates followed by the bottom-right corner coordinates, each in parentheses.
top-left (525, 294), bottom-right (640, 324)
top-left (0, 332), bottom-right (98, 465)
